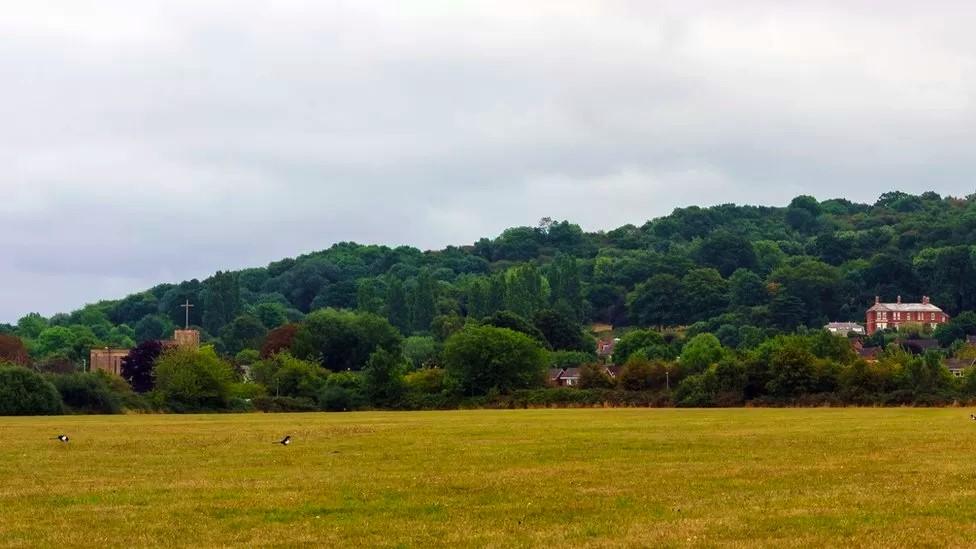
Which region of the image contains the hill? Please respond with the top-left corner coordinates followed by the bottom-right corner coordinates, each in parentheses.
top-left (5, 190), bottom-right (976, 364)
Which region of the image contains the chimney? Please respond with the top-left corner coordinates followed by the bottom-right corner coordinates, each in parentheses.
top-left (875, 296), bottom-right (880, 305)
top-left (923, 296), bottom-right (930, 305)
top-left (897, 295), bottom-right (901, 304)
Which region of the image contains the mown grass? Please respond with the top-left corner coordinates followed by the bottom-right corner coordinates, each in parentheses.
top-left (2, 408), bottom-right (976, 547)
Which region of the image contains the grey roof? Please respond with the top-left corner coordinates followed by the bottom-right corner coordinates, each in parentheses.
top-left (946, 358), bottom-right (976, 371)
top-left (868, 303), bottom-right (943, 312)
top-left (826, 322), bottom-right (864, 330)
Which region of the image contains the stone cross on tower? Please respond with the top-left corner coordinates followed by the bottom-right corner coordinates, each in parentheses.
top-left (180, 300), bottom-right (194, 330)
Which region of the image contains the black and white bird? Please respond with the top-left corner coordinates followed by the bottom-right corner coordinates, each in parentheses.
top-left (970, 414), bottom-right (976, 421)
top-left (277, 435), bottom-right (291, 446)
top-left (56, 434), bottom-right (69, 443)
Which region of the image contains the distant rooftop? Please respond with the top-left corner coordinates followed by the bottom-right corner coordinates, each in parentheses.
top-left (868, 295), bottom-right (943, 312)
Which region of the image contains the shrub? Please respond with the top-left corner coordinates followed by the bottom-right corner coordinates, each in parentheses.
top-left (49, 372), bottom-right (122, 414)
top-left (229, 381), bottom-right (267, 401)
top-left (404, 368), bottom-right (448, 395)
top-left (250, 352), bottom-right (328, 401)
top-left (0, 364), bottom-right (63, 415)
top-left (362, 349), bottom-right (407, 408)
top-left (252, 395), bottom-right (318, 412)
top-left (617, 358), bottom-right (677, 391)
top-left (152, 346), bottom-right (236, 412)
top-left (578, 363), bottom-right (615, 389)
top-left (0, 335), bottom-right (29, 366)
top-left (317, 386), bottom-right (364, 412)
top-left (674, 373), bottom-right (716, 407)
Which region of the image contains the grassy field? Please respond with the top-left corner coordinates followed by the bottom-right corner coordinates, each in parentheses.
top-left (3, 409), bottom-right (976, 548)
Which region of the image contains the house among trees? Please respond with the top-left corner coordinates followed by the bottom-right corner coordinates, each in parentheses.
top-left (89, 329), bottom-right (200, 376)
top-left (945, 358), bottom-right (975, 378)
top-left (596, 338), bottom-right (617, 359)
top-left (549, 365), bottom-right (620, 387)
top-left (851, 339), bottom-right (880, 362)
top-left (551, 367), bottom-right (581, 387)
top-left (866, 296), bottom-right (948, 335)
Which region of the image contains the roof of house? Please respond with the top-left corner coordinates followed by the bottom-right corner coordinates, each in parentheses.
top-left (596, 339), bottom-right (616, 355)
top-left (897, 339), bottom-right (941, 354)
top-left (868, 303), bottom-right (943, 313)
top-left (561, 367), bottom-right (581, 379)
top-left (946, 358), bottom-right (976, 371)
top-left (858, 346), bottom-right (881, 359)
top-left (826, 322), bottom-right (865, 331)
top-left (547, 368), bottom-right (563, 381)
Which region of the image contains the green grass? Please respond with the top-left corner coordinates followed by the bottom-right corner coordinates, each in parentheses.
top-left (3, 408), bottom-right (976, 547)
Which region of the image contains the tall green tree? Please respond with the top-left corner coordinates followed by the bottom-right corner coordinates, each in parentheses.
top-left (410, 269), bottom-right (437, 333)
top-left (202, 271), bottom-right (242, 334)
top-left (443, 325), bottom-right (546, 396)
top-left (627, 274), bottom-right (683, 327)
top-left (385, 277), bottom-right (410, 334)
top-left (505, 264), bottom-right (546, 319)
top-left (291, 308), bottom-right (402, 371)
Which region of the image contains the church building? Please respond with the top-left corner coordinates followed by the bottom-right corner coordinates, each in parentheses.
top-left (89, 329), bottom-right (200, 376)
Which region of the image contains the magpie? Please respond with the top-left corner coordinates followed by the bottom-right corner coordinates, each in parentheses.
top-left (56, 434), bottom-right (69, 443)
top-left (277, 435), bottom-right (291, 446)
top-left (970, 414), bottom-right (976, 421)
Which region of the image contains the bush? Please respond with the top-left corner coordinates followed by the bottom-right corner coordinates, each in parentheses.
top-left (252, 395), bottom-right (318, 412)
top-left (362, 349), bottom-right (407, 408)
top-left (617, 358), bottom-right (676, 391)
top-left (317, 386), bottom-right (365, 412)
top-left (578, 363), bottom-right (615, 389)
top-left (152, 346), bottom-right (236, 412)
top-left (0, 364), bottom-right (63, 415)
top-left (100, 372), bottom-right (152, 412)
top-left (674, 373), bottom-right (716, 407)
top-left (49, 372), bottom-right (122, 414)
top-left (229, 382), bottom-right (267, 401)
top-left (404, 368), bottom-right (448, 395)
top-left (317, 371), bottom-right (366, 411)
top-left (250, 352), bottom-right (328, 401)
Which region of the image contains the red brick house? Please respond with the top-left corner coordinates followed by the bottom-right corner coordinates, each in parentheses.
top-left (866, 296), bottom-right (948, 335)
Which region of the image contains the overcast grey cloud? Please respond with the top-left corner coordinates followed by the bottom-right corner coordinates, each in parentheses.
top-left (2, 1), bottom-right (976, 322)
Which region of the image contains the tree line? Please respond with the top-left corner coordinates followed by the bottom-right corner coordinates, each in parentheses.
top-left (6, 191), bottom-right (976, 412)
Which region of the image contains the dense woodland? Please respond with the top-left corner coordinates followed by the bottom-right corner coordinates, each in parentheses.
top-left (7, 190), bottom-right (976, 413)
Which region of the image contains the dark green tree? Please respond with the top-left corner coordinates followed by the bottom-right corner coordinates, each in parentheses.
top-left (385, 277), bottom-right (410, 334)
top-left (443, 325), bottom-right (546, 396)
top-left (410, 269), bottom-right (437, 333)
top-left (0, 364), bottom-right (63, 415)
top-left (291, 309), bottom-right (402, 371)
top-left (627, 274), bottom-right (683, 326)
top-left (202, 271), bottom-right (241, 334)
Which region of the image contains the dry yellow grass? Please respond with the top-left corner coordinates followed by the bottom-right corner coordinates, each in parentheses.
top-left (2, 408), bottom-right (976, 547)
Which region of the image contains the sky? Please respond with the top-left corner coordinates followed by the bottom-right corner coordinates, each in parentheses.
top-left (2, 1), bottom-right (976, 322)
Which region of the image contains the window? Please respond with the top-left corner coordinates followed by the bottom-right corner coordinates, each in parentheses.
top-left (931, 313), bottom-right (936, 320)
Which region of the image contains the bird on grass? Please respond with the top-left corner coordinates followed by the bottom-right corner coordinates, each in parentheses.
top-left (277, 435), bottom-right (291, 446)
top-left (970, 414), bottom-right (976, 421)
top-left (55, 434), bottom-right (69, 443)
